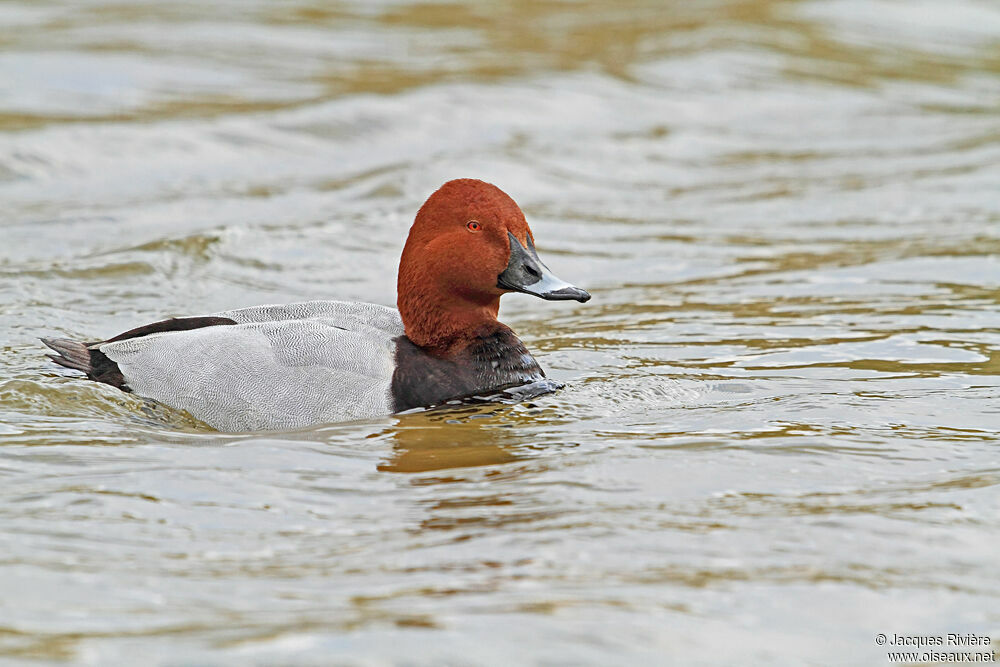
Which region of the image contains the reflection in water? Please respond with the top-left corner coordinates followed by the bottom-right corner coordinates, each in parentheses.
top-left (379, 406), bottom-right (529, 474)
top-left (380, 407), bottom-right (560, 543)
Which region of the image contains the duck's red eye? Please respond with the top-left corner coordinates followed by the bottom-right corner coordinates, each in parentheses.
top-left (466, 220), bottom-right (482, 232)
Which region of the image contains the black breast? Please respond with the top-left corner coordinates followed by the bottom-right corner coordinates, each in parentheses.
top-left (391, 329), bottom-right (546, 412)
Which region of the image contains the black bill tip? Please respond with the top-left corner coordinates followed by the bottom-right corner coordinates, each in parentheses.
top-left (541, 286), bottom-right (591, 302)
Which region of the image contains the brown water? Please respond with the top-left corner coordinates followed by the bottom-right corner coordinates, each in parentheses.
top-left (2, 0), bottom-right (1000, 664)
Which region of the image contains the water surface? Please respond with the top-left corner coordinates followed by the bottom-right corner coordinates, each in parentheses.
top-left (2, 0), bottom-right (999, 664)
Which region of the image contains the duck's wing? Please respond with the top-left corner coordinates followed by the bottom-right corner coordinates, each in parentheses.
top-left (96, 315), bottom-right (400, 432)
top-left (213, 300), bottom-right (404, 336)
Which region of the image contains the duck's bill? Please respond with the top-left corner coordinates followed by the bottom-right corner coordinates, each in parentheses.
top-left (497, 232), bottom-right (591, 303)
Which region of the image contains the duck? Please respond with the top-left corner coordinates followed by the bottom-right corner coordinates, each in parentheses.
top-left (42, 179), bottom-right (591, 432)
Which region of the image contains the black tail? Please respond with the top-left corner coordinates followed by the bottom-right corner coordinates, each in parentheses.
top-left (41, 337), bottom-right (130, 391)
top-left (42, 338), bottom-right (93, 374)
top-left (41, 316), bottom-right (236, 393)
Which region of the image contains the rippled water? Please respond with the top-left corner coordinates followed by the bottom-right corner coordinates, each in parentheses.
top-left (2, 0), bottom-right (999, 664)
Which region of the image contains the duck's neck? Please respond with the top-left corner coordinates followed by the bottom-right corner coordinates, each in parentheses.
top-left (397, 288), bottom-right (505, 356)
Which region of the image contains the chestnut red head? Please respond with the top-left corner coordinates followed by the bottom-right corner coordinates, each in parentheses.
top-left (397, 179), bottom-right (589, 350)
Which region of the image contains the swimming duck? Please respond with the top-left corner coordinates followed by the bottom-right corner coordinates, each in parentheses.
top-left (42, 179), bottom-right (591, 431)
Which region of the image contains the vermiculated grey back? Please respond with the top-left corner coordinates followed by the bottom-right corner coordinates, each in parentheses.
top-left (98, 301), bottom-right (404, 431)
